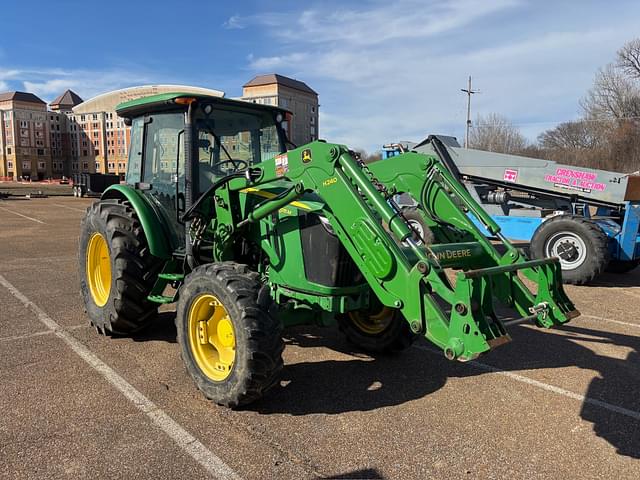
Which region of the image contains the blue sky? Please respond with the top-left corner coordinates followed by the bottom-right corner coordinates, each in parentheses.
top-left (1, 0), bottom-right (639, 152)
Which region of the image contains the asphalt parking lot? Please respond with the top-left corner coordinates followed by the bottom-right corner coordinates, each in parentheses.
top-left (1, 197), bottom-right (639, 479)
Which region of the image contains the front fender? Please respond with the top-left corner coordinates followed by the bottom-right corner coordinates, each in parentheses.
top-left (102, 184), bottom-right (172, 259)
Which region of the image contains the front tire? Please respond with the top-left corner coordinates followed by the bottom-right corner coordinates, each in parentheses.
top-left (79, 199), bottom-right (161, 334)
top-left (176, 262), bottom-right (284, 408)
top-left (530, 215), bottom-right (609, 285)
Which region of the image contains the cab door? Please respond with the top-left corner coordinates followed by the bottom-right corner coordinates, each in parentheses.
top-left (139, 112), bottom-right (186, 247)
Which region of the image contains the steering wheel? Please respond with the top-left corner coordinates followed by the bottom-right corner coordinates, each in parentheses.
top-left (212, 159), bottom-right (248, 175)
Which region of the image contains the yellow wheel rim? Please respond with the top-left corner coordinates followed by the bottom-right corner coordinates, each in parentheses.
top-left (188, 294), bottom-right (236, 381)
top-left (86, 232), bottom-right (112, 307)
top-left (349, 306), bottom-right (395, 335)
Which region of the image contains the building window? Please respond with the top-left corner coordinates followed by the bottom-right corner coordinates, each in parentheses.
top-left (6, 147), bottom-right (11, 155)
top-left (22, 161), bottom-right (30, 170)
top-left (95, 149), bottom-right (99, 156)
top-left (82, 162), bottom-right (89, 170)
top-left (20, 120), bottom-right (28, 128)
top-left (7, 161), bottom-right (13, 169)
top-left (20, 129), bottom-right (29, 138)
top-left (37, 149), bottom-right (45, 156)
top-left (83, 150), bottom-right (88, 156)
top-left (95, 162), bottom-right (101, 170)
top-left (38, 161), bottom-right (46, 169)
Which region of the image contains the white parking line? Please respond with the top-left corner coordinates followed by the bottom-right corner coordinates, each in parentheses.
top-left (0, 206), bottom-right (45, 224)
top-left (580, 314), bottom-right (640, 329)
top-left (414, 344), bottom-right (640, 421)
top-left (53, 203), bottom-right (87, 213)
top-left (0, 324), bottom-right (86, 343)
top-left (0, 274), bottom-right (241, 480)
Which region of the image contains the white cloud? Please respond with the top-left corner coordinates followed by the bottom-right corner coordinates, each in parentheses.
top-left (247, 53), bottom-right (309, 71)
top-left (238, 1), bottom-right (640, 151)
top-left (223, 15), bottom-right (245, 29)
top-left (0, 66), bottom-right (163, 101)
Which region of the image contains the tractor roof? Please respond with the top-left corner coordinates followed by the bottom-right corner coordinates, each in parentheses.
top-left (116, 92), bottom-right (288, 118)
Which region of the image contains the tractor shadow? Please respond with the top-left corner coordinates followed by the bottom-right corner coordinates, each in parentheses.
top-left (252, 327), bottom-right (451, 416)
top-left (132, 311), bottom-right (178, 343)
top-left (252, 322), bottom-right (640, 459)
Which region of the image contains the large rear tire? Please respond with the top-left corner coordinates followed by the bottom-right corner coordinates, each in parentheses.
top-left (79, 199), bottom-right (161, 334)
top-left (176, 262), bottom-right (284, 408)
top-left (530, 215), bottom-right (609, 285)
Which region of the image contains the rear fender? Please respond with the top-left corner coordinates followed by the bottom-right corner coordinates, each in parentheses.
top-left (102, 184), bottom-right (172, 259)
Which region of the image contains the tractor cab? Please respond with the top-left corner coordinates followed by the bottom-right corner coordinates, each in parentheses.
top-left (116, 93), bottom-right (290, 246)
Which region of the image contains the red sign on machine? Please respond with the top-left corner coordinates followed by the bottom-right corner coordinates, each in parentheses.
top-left (503, 169), bottom-right (518, 182)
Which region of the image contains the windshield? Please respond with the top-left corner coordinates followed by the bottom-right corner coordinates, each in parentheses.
top-left (195, 105), bottom-right (284, 167)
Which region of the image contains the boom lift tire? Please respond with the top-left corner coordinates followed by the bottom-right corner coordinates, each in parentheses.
top-left (176, 262), bottom-right (284, 408)
top-left (79, 199), bottom-right (161, 334)
top-left (400, 206), bottom-right (435, 246)
top-left (530, 215), bottom-right (609, 285)
top-left (338, 301), bottom-right (416, 353)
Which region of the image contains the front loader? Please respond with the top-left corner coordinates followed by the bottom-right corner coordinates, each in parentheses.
top-left (79, 93), bottom-right (578, 407)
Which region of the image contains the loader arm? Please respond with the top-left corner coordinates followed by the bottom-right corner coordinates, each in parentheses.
top-left (214, 142), bottom-right (578, 361)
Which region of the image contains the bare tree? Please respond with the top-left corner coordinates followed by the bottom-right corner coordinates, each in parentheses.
top-left (537, 119), bottom-right (612, 169)
top-left (353, 148), bottom-right (382, 164)
top-left (618, 38), bottom-right (640, 79)
top-left (581, 64), bottom-right (640, 119)
top-left (469, 113), bottom-right (528, 154)
top-left (538, 120), bottom-right (603, 150)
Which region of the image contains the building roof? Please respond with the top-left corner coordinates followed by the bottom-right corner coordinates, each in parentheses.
top-left (50, 89), bottom-right (83, 108)
top-left (243, 74), bottom-right (317, 95)
top-left (73, 84), bottom-right (225, 114)
top-left (0, 91), bottom-right (46, 104)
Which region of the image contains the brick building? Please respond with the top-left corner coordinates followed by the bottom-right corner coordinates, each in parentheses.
top-left (0, 75), bottom-right (318, 181)
top-left (0, 92), bottom-right (65, 180)
top-left (241, 74), bottom-right (319, 147)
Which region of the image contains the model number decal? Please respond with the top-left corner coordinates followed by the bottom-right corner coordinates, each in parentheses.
top-left (323, 177), bottom-right (337, 187)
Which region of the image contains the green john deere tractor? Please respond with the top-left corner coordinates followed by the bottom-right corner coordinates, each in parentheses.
top-left (79, 92), bottom-right (579, 407)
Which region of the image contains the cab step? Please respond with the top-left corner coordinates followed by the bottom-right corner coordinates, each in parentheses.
top-left (148, 294), bottom-right (177, 304)
top-left (158, 273), bottom-right (184, 281)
